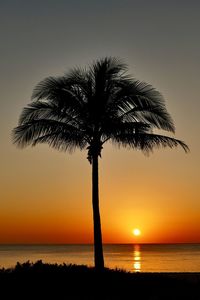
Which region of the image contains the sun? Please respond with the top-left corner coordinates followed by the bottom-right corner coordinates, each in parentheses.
top-left (132, 228), bottom-right (141, 236)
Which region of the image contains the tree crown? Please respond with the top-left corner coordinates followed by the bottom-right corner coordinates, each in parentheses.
top-left (13, 57), bottom-right (189, 162)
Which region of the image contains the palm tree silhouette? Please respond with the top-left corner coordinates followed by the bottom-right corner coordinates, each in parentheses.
top-left (13, 57), bottom-right (189, 270)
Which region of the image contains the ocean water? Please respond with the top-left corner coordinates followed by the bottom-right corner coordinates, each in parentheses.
top-left (0, 244), bottom-right (200, 272)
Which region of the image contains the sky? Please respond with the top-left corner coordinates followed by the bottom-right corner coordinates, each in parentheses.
top-left (0, 0), bottom-right (200, 244)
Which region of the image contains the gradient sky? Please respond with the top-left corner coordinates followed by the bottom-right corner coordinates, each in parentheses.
top-left (0, 0), bottom-right (200, 244)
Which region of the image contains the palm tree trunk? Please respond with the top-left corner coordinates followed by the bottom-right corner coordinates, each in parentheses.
top-left (92, 154), bottom-right (104, 270)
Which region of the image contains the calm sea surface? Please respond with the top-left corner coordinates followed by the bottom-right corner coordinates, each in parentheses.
top-left (0, 244), bottom-right (200, 272)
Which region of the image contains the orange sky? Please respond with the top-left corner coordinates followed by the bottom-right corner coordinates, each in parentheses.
top-left (0, 1), bottom-right (200, 244)
top-left (0, 142), bottom-right (199, 244)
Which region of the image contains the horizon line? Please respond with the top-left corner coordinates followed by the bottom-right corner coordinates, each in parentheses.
top-left (0, 242), bottom-right (200, 246)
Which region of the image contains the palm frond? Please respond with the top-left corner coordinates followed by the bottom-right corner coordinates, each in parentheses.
top-left (18, 100), bottom-right (84, 129)
top-left (107, 78), bottom-right (175, 132)
top-left (120, 105), bottom-right (175, 132)
top-left (90, 57), bottom-right (127, 80)
top-left (113, 78), bottom-right (165, 107)
top-left (101, 121), bottom-right (152, 142)
top-left (112, 133), bottom-right (189, 154)
top-left (12, 119), bottom-right (89, 150)
top-left (31, 76), bottom-right (85, 116)
top-left (32, 131), bottom-right (87, 152)
top-left (31, 76), bottom-right (66, 100)
top-left (66, 68), bottom-right (93, 102)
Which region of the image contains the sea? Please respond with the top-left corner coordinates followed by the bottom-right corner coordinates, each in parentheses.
top-left (0, 244), bottom-right (200, 272)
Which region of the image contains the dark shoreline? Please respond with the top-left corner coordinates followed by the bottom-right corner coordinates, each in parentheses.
top-left (0, 261), bottom-right (200, 299)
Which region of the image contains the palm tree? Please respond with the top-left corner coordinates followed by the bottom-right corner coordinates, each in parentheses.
top-left (12, 57), bottom-right (189, 270)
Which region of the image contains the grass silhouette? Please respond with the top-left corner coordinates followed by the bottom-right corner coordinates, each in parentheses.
top-left (0, 260), bottom-right (199, 299)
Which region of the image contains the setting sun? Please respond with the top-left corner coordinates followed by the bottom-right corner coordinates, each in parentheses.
top-left (133, 228), bottom-right (141, 236)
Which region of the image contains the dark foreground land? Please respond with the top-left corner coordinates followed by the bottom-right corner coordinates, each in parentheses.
top-left (0, 261), bottom-right (200, 299)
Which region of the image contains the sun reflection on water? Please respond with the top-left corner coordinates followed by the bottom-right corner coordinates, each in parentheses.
top-left (133, 244), bottom-right (141, 272)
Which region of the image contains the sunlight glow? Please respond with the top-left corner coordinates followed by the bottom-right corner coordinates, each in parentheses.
top-left (133, 244), bottom-right (141, 272)
top-left (133, 228), bottom-right (141, 236)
